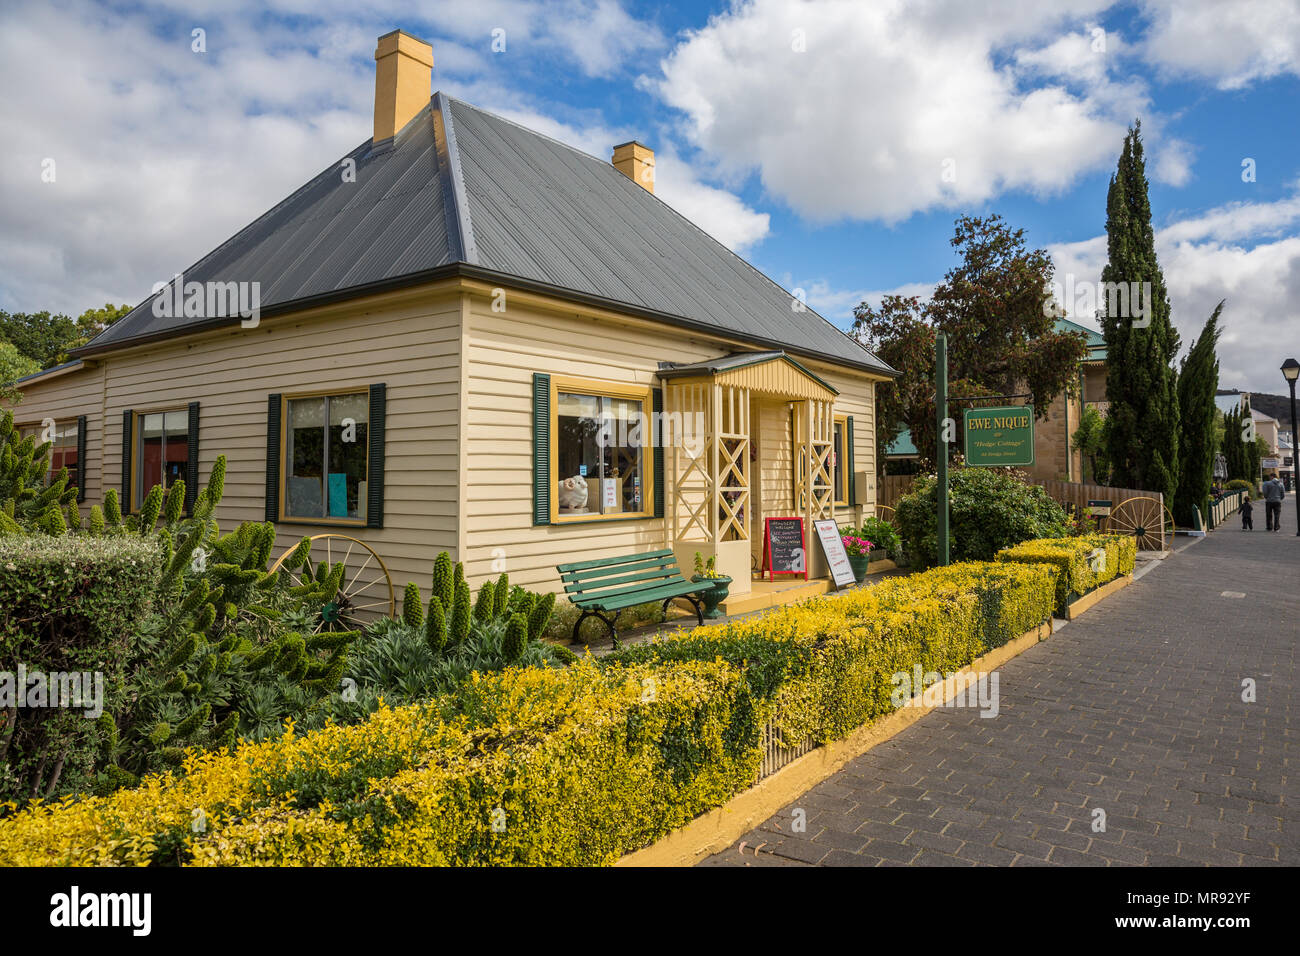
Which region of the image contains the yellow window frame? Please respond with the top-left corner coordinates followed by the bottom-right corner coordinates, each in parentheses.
top-left (278, 387), bottom-right (371, 527)
top-left (549, 374), bottom-right (655, 524)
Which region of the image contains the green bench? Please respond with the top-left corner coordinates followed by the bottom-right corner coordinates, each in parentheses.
top-left (557, 548), bottom-right (708, 647)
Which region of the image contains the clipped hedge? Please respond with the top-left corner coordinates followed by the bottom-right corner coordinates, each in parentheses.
top-left (0, 535), bottom-right (162, 803)
top-left (995, 534), bottom-right (1137, 615)
top-left (609, 560), bottom-right (1057, 749)
top-left (0, 554), bottom-right (1072, 866)
top-left (0, 659), bottom-right (756, 866)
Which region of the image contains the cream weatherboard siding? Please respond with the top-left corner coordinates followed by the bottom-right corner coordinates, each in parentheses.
top-left (7, 288), bottom-right (464, 600)
top-left (6, 363), bottom-right (106, 504)
top-left (459, 289), bottom-right (887, 593)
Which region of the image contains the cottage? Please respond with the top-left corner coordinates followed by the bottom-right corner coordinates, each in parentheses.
top-left (5, 29), bottom-right (896, 615)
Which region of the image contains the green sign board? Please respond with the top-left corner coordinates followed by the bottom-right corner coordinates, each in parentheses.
top-left (964, 406), bottom-right (1035, 467)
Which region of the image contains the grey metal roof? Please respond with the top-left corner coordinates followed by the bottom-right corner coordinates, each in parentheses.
top-left (80, 94), bottom-right (894, 377)
top-left (10, 359), bottom-right (83, 385)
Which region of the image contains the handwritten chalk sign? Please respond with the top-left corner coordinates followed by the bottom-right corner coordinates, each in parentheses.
top-left (814, 519), bottom-right (856, 588)
top-left (762, 517), bottom-right (807, 580)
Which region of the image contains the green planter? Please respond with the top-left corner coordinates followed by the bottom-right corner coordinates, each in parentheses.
top-left (847, 554), bottom-right (871, 584)
top-left (693, 575), bottom-right (732, 618)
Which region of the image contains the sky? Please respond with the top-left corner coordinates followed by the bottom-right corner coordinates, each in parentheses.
top-left (1, 0), bottom-right (1298, 393)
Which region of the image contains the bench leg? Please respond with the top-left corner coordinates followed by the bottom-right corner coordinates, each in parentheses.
top-left (662, 595), bottom-right (705, 628)
top-left (572, 609), bottom-right (623, 648)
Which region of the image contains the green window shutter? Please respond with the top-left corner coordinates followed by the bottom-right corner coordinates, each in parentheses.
top-left (366, 383), bottom-right (386, 529)
top-left (75, 415), bottom-right (87, 503)
top-left (533, 373), bottom-right (551, 525)
top-left (653, 387), bottom-right (665, 518)
top-left (185, 402), bottom-right (200, 514)
top-left (120, 409), bottom-right (133, 509)
top-left (265, 394), bottom-right (281, 522)
top-left (846, 416), bottom-right (857, 506)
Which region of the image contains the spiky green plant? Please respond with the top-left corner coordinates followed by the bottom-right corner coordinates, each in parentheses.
top-left (450, 579), bottom-right (471, 646)
top-left (502, 613), bottom-right (528, 662)
top-left (402, 582), bottom-right (423, 627)
top-left (425, 595), bottom-right (447, 654)
top-left (431, 551), bottom-right (454, 609)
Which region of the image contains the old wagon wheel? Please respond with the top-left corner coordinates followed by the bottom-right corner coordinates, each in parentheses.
top-left (1109, 496), bottom-right (1175, 552)
top-left (269, 533), bottom-right (395, 631)
top-left (875, 505), bottom-right (896, 523)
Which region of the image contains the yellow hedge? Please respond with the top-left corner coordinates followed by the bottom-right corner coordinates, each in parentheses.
top-left (996, 534), bottom-right (1136, 614)
top-left (0, 660), bottom-right (755, 866)
top-left (0, 557), bottom-right (1067, 866)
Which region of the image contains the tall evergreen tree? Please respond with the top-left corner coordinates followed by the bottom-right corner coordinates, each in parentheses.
top-left (1100, 122), bottom-right (1181, 501)
top-left (1172, 302), bottom-right (1222, 525)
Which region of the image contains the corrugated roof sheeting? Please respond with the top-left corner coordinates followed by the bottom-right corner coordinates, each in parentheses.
top-left (84, 93), bottom-right (891, 376)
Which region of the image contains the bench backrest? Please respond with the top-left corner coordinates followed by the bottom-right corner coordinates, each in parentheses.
top-left (557, 549), bottom-right (689, 603)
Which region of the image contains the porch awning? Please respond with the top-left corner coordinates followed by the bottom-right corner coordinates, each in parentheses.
top-left (656, 351), bottom-right (837, 401)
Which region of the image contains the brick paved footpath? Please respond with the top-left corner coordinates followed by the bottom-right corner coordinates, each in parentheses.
top-left (702, 496), bottom-right (1299, 867)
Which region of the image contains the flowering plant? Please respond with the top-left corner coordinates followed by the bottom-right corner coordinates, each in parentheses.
top-left (841, 534), bottom-right (874, 558)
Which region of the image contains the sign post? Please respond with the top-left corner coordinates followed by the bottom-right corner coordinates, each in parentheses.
top-left (936, 332), bottom-right (949, 567)
top-left (963, 406), bottom-right (1035, 467)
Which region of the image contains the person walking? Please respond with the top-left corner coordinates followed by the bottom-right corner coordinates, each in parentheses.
top-left (1240, 493), bottom-right (1254, 531)
top-left (1262, 475), bottom-right (1285, 531)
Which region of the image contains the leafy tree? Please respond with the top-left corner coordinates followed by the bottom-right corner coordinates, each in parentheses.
top-left (1172, 302), bottom-right (1222, 526)
top-left (0, 341), bottom-right (40, 404)
top-left (853, 216), bottom-right (1088, 469)
top-left (1100, 122), bottom-right (1180, 501)
top-left (851, 295), bottom-right (934, 471)
top-left (0, 303), bottom-right (130, 370)
top-left (1071, 405), bottom-right (1110, 485)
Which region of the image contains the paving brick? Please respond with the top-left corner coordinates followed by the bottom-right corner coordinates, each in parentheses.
top-left (702, 517), bottom-right (1299, 869)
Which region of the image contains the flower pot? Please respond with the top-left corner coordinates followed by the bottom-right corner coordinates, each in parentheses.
top-left (847, 553), bottom-right (871, 583)
top-left (693, 575), bottom-right (732, 618)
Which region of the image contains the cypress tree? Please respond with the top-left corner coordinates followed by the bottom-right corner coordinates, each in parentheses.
top-left (1100, 122), bottom-right (1181, 501)
top-left (1172, 302), bottom-right (1222, 526)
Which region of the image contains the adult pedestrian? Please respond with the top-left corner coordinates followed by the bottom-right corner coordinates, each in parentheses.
top-left (1262, 475), bottom-right (1285, 531)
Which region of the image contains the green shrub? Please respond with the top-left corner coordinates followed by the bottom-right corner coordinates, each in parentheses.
top-left (996, 534), bottom-right (1137, 615)
top-left (895, 466), bottom-right (1069, 568)
top-left (857, 515), bottom-right (901, 559)
top-left (0, 535), bottom-right (162, 803)
top-left (402, 582), bottom-right (423, 627)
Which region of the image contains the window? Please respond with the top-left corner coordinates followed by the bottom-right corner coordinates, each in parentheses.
top-left (551, 377), bottom-right (651, 521)
top-left (283, 391), bottom-right (370, 521)
top-left (136, 409), bottom-right (188, 508)
top-left (19, 419), bottom-right (80, 489)
top-left (833, 417), bottom-right (848, 505)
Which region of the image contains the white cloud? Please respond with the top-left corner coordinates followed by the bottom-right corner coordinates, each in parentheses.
top-left (653, 0), bottom-right (1140, 224)
top-left (0, 0), bottom-right (757, 320)
top-left (1139, 0), bottom-right (1300, 89)
top-left (1049, 190), bottom-right (1300, 391)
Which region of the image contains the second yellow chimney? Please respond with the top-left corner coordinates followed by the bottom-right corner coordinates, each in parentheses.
top-left (612, 141), bottom-right (655, 193)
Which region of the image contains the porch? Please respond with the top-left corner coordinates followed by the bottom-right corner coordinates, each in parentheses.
top-left (657, 351), bottom-right (843, 600)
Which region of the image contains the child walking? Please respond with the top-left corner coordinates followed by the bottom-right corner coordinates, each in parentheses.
top-left (1240, 494), bottom-right (1254, 530)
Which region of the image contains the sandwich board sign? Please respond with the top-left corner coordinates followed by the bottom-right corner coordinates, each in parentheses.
top-left (1087, 499), bottom-right (1112, 517)
top-left (762, 517), bottom-right (807, 580)
top-left (814, 519), bottom-right (856, 589)
top-left (963, 407), bottom-right (1034, 467)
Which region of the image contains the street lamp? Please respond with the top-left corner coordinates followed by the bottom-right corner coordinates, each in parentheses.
top-left (1282, 358), bottom-right (1300, 536)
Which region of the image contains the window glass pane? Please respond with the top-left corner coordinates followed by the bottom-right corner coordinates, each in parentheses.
top-left (328, 394), bottom-right (368, 519)
top-left (286, 397), bottom-right (325, 518)
top-left (556, 390), bottom-right (644, 516)
top-left (139, 413), bottom-right (164, 503)
top-left (51, 420), bottom-right (78, 484)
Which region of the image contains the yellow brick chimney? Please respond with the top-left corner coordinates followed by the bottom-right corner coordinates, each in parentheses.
top-left (612, 141), bottom-right (655, 193)
top-left (373, 30), bottom-right (434, 143)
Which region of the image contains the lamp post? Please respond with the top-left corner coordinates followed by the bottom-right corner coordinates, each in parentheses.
top-left (1282, 358), bottom-right (1300, 536)
top-left (936, 332), bottom-right (950, 566)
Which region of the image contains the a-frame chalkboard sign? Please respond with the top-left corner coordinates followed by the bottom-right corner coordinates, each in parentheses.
top-left (761, 516), bottom-right (807, 580)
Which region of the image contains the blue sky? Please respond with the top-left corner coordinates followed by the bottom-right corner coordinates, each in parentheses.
top-left (1, 0), bottom-right (1298, 393)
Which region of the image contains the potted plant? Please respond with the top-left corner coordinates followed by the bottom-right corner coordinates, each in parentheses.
top-left (840, 533), bottom-right (875, 583)
top-left (692, 552), bottom-right (732, 618)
